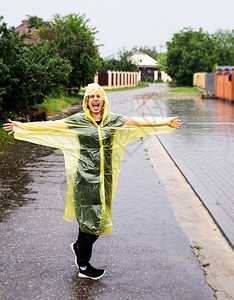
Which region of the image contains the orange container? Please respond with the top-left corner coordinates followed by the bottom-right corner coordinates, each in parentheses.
top-left (215, 67), bottom-right (224, 98)
top-left (232, 69), bottom-right (234, 101)
top-left (215, 66), bottom-right (234, 101)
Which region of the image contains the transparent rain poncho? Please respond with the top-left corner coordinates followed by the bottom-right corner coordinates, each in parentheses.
top-left (12, 83), bottom-right (175, 235)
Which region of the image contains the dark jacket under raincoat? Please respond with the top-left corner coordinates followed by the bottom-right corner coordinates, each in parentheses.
top-left (12, 83), bottom-right (175, 235)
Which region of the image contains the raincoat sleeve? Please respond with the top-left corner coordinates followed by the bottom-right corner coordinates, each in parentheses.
top-left (118, 116), bottom-right (176, 145)
top-left (124, 116), bottom-right (177, 128)
top-left (12, 119), bottom-right (74, 150)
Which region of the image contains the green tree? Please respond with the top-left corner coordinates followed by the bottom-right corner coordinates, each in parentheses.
top-left (157, 53), bottom-right (167, 72)
top-left (0, 17), bottom-right (71, 118)
top-left (166, 27), bottom-right (216, 86)
top-left (0, 17), bottom-right (29, 115)
top-left (99, 49), bottom-right (138, 72)
top-left (24, 41), bottom-right (72, 99)
top-left (212, 29), bottom-right (234, 67)
top-left (25, 15), bottom-right (49, 29)
top-left (137, 46), bottom-right (159, 61)
top-left (38, 14), bottom-right (100, 89)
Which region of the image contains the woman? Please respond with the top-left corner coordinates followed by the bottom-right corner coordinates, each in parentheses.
top-left (3, 83), bottom-right (182, 280)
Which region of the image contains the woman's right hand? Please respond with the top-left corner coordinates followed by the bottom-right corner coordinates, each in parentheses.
top-left (3, 119), bottom-right (14, 135)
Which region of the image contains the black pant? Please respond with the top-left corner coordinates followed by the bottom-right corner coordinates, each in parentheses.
top-left (75, 227), bottom-right (99, 267)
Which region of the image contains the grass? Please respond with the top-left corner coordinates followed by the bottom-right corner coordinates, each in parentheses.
top-left (0, 122), bottom-right (15, 154)
top-left (0, 111), bottom-right (18, 152)
top-left (194, 245), bottom-right (202, 250)
top-left (79, 81), bottom-right (150, 93)
top-left (169, 87), bottom-right (204, 94)
top-left (78, 82), bottom-right (149, 93)
top-left (35, 94), bottom-right (83, 115)
top-left (104, 81), bottom-right (149, 92)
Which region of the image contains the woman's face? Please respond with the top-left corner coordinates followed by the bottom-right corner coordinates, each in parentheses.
top-left (88, 91), bottom-right (104, 116)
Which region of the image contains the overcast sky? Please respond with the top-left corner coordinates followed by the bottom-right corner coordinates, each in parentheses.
top-left (1, 0), bottom-right (234, 58)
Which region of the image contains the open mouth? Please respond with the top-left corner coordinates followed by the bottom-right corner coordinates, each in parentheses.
top-left (91, 102), bottom-right (100, 111)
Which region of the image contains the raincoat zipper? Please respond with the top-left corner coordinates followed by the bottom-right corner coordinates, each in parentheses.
top-left (97, 124), bottom-right (107, 229)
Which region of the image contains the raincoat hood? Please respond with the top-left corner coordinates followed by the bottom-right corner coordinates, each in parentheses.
top-left (83, 83), bottom-right (110, 121)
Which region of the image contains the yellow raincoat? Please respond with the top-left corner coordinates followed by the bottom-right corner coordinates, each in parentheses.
top-left (12, 83), bottom-right (175, 235)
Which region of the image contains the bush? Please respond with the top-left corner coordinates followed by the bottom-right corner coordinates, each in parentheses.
top-left (155, 78), bottom-right (163, 83)
top-left (143, 76), bottom-right (154, 82)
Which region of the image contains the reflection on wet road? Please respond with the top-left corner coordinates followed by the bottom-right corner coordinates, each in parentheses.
top-left (136, 96), bottom-right (234, 247)
top-left (0, 142), bottom-right (54, 222)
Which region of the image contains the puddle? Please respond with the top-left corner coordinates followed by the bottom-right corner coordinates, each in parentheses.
top-left (0, 141), bottom-right (54, 222)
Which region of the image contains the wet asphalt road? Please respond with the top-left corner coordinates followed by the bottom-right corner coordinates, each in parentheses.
top-left (0, 84), bottom-right (219, 299)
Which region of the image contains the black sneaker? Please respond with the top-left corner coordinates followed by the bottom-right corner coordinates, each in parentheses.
top-left (70, 242), bottom-right (79, 268)
top-left (78, 263), bottom-right (105, 280)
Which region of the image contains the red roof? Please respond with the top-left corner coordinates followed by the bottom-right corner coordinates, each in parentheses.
top-left (133, 51), bottom-right (146, 55)
top-left (14, 21), bottom-right (39, 44)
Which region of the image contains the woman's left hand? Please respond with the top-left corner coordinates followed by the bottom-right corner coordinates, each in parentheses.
top-left (168, 117), bottom-right (183, 128)
top-left (3, 119), bottom-right (15, 134)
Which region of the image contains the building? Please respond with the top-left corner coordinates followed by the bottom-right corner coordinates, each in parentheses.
top-left (130, 51), bottom-right (171, 82)
top-left (130, 51), bottom-right (157, 81)
top-left (14, 21), bottom-right (39, 44)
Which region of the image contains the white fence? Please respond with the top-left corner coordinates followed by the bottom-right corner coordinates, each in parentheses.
top-left (94, 70), bottom-right (139, 89)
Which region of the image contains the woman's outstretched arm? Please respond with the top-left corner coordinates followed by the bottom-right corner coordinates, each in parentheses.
top-left (2, 118), bottom-right (74, 150)
top-left (3, 119), bottom-right (68, 134)
top-left (123, 116), bottom-right (183, 128)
